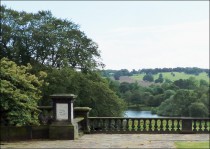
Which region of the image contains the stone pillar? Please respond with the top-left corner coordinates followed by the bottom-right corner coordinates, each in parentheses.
top-left (181, 118), bottom-right (193, 134)
top-left (49, 94), bottom-right (78, 140)
top-left (74, 107), bottom-right (92, 133)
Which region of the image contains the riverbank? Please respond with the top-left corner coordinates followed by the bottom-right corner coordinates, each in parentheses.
top-left (127, 104), bottom-right (154, 111)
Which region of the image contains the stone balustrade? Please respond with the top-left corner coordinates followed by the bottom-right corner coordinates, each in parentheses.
top-left (89, 117), bottom-right (210, 134)
top-left (37, 107), bottom-right (210, 134)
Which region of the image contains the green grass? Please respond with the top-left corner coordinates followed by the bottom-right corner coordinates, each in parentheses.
top-left (174, 141), bottom-right (209, 148)
top-left (131, 72), bottom-right (209, 82)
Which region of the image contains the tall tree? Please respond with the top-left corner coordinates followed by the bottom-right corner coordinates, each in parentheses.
top-left (41, 68), bottom-right (126, 117)
top-left (1, 5), bottom-right (104, 72)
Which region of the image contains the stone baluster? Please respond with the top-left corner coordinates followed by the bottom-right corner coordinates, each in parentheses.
top-left (143, 119), bottom-right (146, 131)
top-left (149, 119), bottom-right (152, 131)
top-left (126, 119), bottom-right (129, 131)
top-left (131, 119), bottom-right (135, 131)
top-left (198, 120), bottom-right (202, 132)
top-left (177, 119), bottom-right (181, 131)
top-left (165, 120), bottom-right (169, 132)
top-left (171, 119), bottom-right (175, 132)
top-left (160, 119), bottom-right (163, 131)
top-left (108, 119), bottom-right (112, 131)
top-left (204, 120), bottom-right (208, 132)
top-left (102, 119), bottom-right (107, 131)
top-left (192, 120), bottom-right (196, 132)
top-left (137, 119), bottom-right (141, 131)
top-left (114, 119), bottom-right (117, 131)
top-left (154, 119), bottom-right (158, 132)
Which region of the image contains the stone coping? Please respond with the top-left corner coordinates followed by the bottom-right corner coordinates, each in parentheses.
top-left (50, 94), bottom-right (77, 99)
top-left (74, 107), bottom-right (92, 112)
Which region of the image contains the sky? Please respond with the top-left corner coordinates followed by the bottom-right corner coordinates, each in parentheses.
top-left (2, 1), bottom-right (209, 71)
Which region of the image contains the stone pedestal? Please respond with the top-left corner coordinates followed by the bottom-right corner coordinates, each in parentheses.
top-left (74, 107), bottom-right (92, 133)
top-left (49, 121), bottom-right (78, 140)
top-left (49, 94), bottom-right (77, 140)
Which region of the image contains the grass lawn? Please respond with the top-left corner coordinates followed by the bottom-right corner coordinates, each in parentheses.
top-left (174, 141), bottom-right (210, 149)
top-left (130, 72), bottom-right (209, 82)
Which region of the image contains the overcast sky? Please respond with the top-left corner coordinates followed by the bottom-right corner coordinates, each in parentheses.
top-left (2, 1), bottom-right (209, 70)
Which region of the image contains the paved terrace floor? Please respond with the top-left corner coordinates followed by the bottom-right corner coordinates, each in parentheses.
top-left (1, 134), bottom-right (209, 148)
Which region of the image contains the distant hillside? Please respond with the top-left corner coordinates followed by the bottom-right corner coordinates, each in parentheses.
top-left (103, 68), bottom-right (209, 86)
top-left (117, 76), bottom-right (158, 87)
top-left (131, 72), bottom-right (209, 82)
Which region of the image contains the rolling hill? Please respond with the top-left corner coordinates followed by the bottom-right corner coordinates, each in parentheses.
top-left (115, 72), bottom-right (209, 87)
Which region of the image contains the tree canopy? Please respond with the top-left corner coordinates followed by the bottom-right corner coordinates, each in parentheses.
top-left (0, 6), bottom-right (127, 126)
top-left (1, 5), bottom-right (104, 72)
top-left (0, 58), bottom-right (47, 126)
top-left (41, 68), bottom-right (126, 117)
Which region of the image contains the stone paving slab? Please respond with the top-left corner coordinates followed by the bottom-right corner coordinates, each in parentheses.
top-left (1, 134), bottom-right (209, 148)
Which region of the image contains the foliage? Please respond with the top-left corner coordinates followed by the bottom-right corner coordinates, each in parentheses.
top-left (1, 5), bottom-right (104, 72)
top-left (114, 75), bottom-right (209, 117)
top-left (102, 67), bottom-right (209, 78)
top-left (173, 77), bottom-right (198, 89)
top-left (41, 67), bottom-right (126, 117)
top-left (189, 102), bottom-right (208, 117)
top-left (114, 69), bottom-right (131, 80)
top-left (1, 5), bottom-right (126, 119)
top-left (106, 78), bottom-right (121, 97)
top-left (155, 73), bottom-right (164, 83)
top-left (0, 58), bottom-right (46, 126)
top-left (157, 89), bottom-right (209, 117)
top-left (140, 67), bottom-right (209, 75)
top-left (143, 73), bottom-right (154, 82)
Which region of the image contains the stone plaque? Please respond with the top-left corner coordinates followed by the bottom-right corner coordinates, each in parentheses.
top-left (56, 103), bottom-right (68, 120)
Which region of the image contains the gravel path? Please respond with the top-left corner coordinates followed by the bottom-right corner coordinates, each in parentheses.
top-left (1, 134), bottom-right (209, 148)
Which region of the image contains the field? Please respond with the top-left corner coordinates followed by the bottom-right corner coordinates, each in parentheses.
top-left (118, 72), bottom-right (209, 86)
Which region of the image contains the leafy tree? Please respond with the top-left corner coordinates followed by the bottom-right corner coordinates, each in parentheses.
top-left (106, 78), bottom-right (121, 97)
top-left (157, 96), bottom-right (178, 116)
top-left (189, 102), bottom-right (208, 117)
top-left (143, 73), bottom-right (154, 82)
top-left (155, 73), bottom-right (164, 83)
top-left (173, 77), bottom-right (198, 90)
top-left (122, 91), bottom-right (132, 105)
top-left (151, 85), bottom-right (164, 95)
top-left (114, 69), bottom-right (130, 80)
top-left (199, 79), bottom-right (208, 87)
top-left (161, 82), bottom-right (179, 91)
top-left (0, 58), bottom-right (47, 126)
top-left (157, 89), bottom-right (198, 117)
top-left (164, 89), bottom-right (176, 99)
top-left (1, 5), bottom-right (104, 72)
top-left (129, 91), bottom-right (142, 105)
top-left (41, 67), bottom-right (126, 117)
top-left (147, 94), bottom-right (164, 107)
top-left (119, 82), bottom-right (131, 93)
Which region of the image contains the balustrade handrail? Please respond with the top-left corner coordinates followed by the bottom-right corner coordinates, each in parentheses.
top-left (89, 117), bottom-right (210, 120)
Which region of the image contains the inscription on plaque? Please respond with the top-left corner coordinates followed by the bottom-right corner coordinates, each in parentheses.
top-left (56, 103), bottom-right (68, 120)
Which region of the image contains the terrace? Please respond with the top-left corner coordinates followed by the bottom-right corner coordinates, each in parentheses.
top-left (1, 94), bottom-right (209, 148)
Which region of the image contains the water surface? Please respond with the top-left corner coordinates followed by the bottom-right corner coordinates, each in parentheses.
top-left (124, 110), bottom-right (163, 118)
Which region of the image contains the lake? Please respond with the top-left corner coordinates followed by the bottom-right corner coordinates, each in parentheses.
top-left (124, 110), bottom-right (163, 118)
